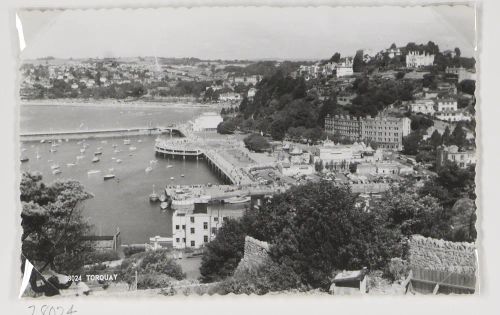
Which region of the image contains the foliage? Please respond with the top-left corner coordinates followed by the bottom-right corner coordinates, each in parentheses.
top-left (214, 259), bottom-right (304, 295)
top-left (243, 134), bottom-right (271, 152)
top-left (21, 172), bottom-right (94, 274)
top-left (402, 131), bottom-right (423, 155)
top-left (386, 258), bottom-right (410, 281)
top-left (374, 184), bottom-right (451, 239)
top-left (217, 120), bottom-right (237, 134)
top-left (137, 273), bottom-right (175, 289)
top-left (139, 249), bottom-right (185, 280)
top-left (245, 182), bottom-right (403, 289)
top-left (84, 250), bottom-right (120, 265)
top-left (458, 80), bottom-right (475, 96)
top-left (123, 246), bottom-right (146, 257)
top-left (200, 219), bottom-right (246, 283)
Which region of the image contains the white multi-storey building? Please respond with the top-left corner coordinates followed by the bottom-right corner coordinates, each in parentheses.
top-left (436, 98), bottom-right (458, 112)
top-left (172, 208), bottom-right (244, 249)
top-left (405, 51), bottom-right (435, 68)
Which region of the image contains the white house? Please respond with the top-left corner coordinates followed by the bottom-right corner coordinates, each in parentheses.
top-left (406, 51), bottom-right (435, 68)
top-left (172, 208), bottom-right (244, 249)
top-left (410, 99), bottom-right (436, 115)
top-left (436, 98), bottom-right (458, 112)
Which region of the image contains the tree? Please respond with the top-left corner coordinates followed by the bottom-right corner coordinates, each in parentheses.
top-left (246, 182), bottom-right (403, 289)
top-left (243, 134), bottom-right (271, 152)
top-left (429, 129), bottom-right (443, 148)
top-left (353, 50), bottom-right (365, 73)
top-left (270, 119), bottom-right (288, 141)
top-left (330, 52), bottom-right (341, 63)
top-left (442, 126), bottom-right (452, 145)
top-left (402, 132), bottom-right (422, 155)
top-left (374, 184), bottom-right (451, 239)
top-left (200, 219), bottom-right (246, 282)
top-left (217, 120), bottom-right (237, 134)
top-left (451, 123), bottom-right (467, 148)
top-left (454, 47), bottom-right (461, 58)
top-left (21, 173), bottom-right (93, 274)
top-left (458, 79), bottom-right (475, 96)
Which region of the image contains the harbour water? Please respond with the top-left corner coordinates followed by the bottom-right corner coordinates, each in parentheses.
top-left (20, 104), bottom-right (226, 244)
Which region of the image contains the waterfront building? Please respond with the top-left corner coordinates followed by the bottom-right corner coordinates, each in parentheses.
top-left (446, 66), bottom-right (477, 82)
top-left (172, 208), bottom-right (244, 249)
top-left (219, 92), bottom-right (242, 102)
top-left (436, 145), bottom-right (476, 169)
top-left (191, 112), bottom-right (223, 132)
top-left (410, 99), bottom-right (436, 115)
top-left (324, 115), bottom-right (363, 141)
top-left (278, 163), bottom-right (315, 177)
top-left (405, 51), bottom-right (435, 68)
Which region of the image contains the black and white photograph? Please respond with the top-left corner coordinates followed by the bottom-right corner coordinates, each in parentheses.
top-left (14, 2), bottom-right (480, 299)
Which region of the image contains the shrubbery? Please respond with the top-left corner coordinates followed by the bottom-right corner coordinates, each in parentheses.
top-left (84, 250), bottom-right (120, 265)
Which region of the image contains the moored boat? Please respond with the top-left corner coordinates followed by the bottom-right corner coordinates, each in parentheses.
top-left (103, 174), bottom-right (115, 180)
top-left (225, 195), bottom-right (251, 204)
top-left (160, 202), bottom-right (169, 210)
top-left (92, 156), bottom-right (100, 163)
top-left (20, 157), bottom-right (29, 163)
top-left (149, 185), bottom-right (159, 203)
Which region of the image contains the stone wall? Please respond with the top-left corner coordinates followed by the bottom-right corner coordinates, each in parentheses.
top-left (408, 235), bottom-right (477, 275)
top-left (235, 236), bottom-right (270, 274)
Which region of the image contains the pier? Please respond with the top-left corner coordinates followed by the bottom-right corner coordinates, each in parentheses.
top-left (20, 126), bottom-right (185, 142)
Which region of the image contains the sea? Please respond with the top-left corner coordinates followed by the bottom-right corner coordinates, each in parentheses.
top-left (19, 104), bottom-right (226, 244)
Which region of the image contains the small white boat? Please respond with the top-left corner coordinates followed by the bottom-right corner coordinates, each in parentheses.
top-left (94, 151), bottom-right (103, 156)
top-left (166, 165), bottom-right (173, 169)
top-left (87, 170), bottom-right (101, 175)
top-left (36, 150), bottom-right (41, 159)
top-left (49, 148), bottom-right (57, 153)
top-left (123, 139), bottom-right (131, 145)
top-left (159, 194), bottom-right (167, 202)
top-left (145, 166), bottom-right (153, 173)
top-left (40, 139), bottom-right (46, 143)
top-left (51, 142), bottom-right (59, 147)
top-left (76, 155), bottom-right (85, 160)
top-left (114, 149), bottom-right (121, 154)
top-left (116, 159), bottom-right (122, 163)
top-left (92, 156), bottom-right (100, 163)
top-left (129, 146), bottom-right (137, 151)
top-left (58, 139), bottom-right (62, 143)
top-left (137, 139), bottom-right (143, 143)
top-left (52, 169), bottom-right (61, 175)
top-left (170, 177), bottom-right (175, 180)
top-left (80, 148), bottom-right (86, 153)
top-left (66, 163), bottom-right (76, 167)
top-left (225, 196), bottom-right (251, 204)
top-left (50, 164), bottom-right (60, 170)
top-left (103, 174), bottom-right (115, 180)
top-left (149, 185), bottom-right (159, 203)
top-left (160, 202), bottom-right (169, 210)
top-left (97, 147), bottom-right (103, 150)
top-left (181, 174), bottom-right (185, 177)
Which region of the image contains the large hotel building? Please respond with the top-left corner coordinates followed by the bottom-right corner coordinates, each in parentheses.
top-left (324, 114), bottom-right (411, 150)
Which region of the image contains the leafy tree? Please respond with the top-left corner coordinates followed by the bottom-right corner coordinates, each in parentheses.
top-left (374, 184), bottom-right (451, 239)
top-left (200, 219), bottom-right (246, 282)
top-left (402, 132), bottom-right (423, 155)
top-left (21, 172), bottom-right (93, 274)
top-left (429, 129), bottom-right (443, 148)
top-left (246, 182), bottom-right (403, 289)
top-left (442, 126), bottom-right (452, 145)
top-left (243, 134), bottom-right (271, 152)
top-left (451, 123), bottom-right (467, 148)
top-left (330, 52), bottom-right (341, 63)
top-left (270, 119), bottom-right (288, 141)
top-left (450, 198), bottom-right (476, 242)
top-left (217, 120), bottom-right (237, 134)
top-left (458, 79), bottom-right (476, 96)
top-left (353, 50), bottom-right (365, 73)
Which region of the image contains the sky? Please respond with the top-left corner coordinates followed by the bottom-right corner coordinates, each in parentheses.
top-left (17, 5), bottom-right (476, 60)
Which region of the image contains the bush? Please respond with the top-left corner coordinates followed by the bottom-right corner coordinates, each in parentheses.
top-left (139, 249), bottom-right (185, 280)
top-left (386, 258), bottom-right (410, 281)
top-left (214, 259), bottom-right (304, 295)
top-left (137, 273), bottom-right (174, 289)
top-left (123, 246), bottom-right (146, 257)
top-left (85, 250), bottom-right (120, 265)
